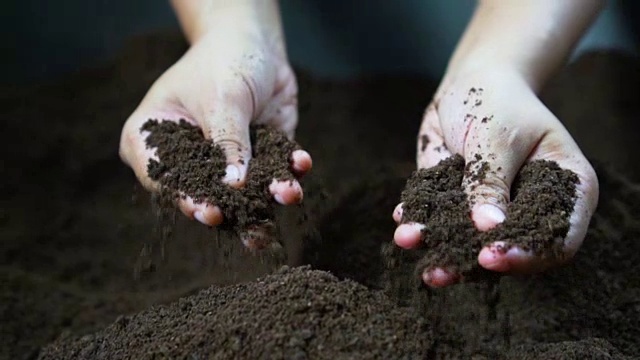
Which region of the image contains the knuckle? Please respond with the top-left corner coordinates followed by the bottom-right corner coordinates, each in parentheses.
top-left (212, 137), bottom-right (247, 156)
top-left (468, 176), bottom-right (510, 207)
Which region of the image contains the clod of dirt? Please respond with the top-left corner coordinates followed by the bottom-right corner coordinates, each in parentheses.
top-left (142, 119), bottom-right (300, 243)
top-left (39, 266), bottom-right (432, 360)
top-left (400, 155), bottom-right (578, 278)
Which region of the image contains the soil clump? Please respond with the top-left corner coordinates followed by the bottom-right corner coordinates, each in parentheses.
top-left (400, 155), bottom-right (578, 278)
top-left (143, 119), bottom-right (299, 243)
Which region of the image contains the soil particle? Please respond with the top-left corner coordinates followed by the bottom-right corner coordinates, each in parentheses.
top-left (420, 134), bottom-right (429, 152)
top-left (39, 266), bottom-right (432, 360)
top-left (142, 119), bottom-right (299, 240)
top-left (399, 155), bottom-right (578, 277)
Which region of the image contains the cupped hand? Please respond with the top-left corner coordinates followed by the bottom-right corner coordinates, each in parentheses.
top-left (393, 70), bottom-right (598, 287)
top-left (119, 27), bottom-right (311, 248)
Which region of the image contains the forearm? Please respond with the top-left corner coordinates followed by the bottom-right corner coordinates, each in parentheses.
top-left (170, 0), bottom-right (284, 48)
top-left (443, 0), bottom-right (604, 92)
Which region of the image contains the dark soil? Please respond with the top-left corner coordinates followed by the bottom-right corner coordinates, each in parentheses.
top-left (142, 119), bottom-right (299, 242)
top-left (2, 31), bottom-right (639, 360)
top-left (40, 266), bottom-right (431, 360)
top-left (400, 155), bottom-right (578, 278)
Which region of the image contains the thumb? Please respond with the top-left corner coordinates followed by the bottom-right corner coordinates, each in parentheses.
top-left (202, 106), bottom-right (253, 188)
top-left (462, 119), bottom-right (542, 232)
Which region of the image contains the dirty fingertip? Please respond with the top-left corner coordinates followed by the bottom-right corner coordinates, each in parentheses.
top-left (223, 164), bottom-right (246, 188)
top-left (478, 241), bottom-right (511, 272)
top-left (196, 205), bottom-right (224, 227)
top-left (269, 179), bottom-right (303, 205)
top-left (472, 204), bottom-right (506, 231)
top-left (393, 223), bottom-right (424, 249)
top-left (291, 150), bottom-right (312, 175)
top-left (423, 268), bottom-right (459, 288)
top-left (392, 203), bottom-right (403, 223)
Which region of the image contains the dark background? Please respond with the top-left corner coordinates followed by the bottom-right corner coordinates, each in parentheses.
top-left (5, 0), bottom-right (638, 85)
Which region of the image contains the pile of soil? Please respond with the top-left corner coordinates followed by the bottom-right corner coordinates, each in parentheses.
top-left (2, 31), bottom-right (639, 359)
top-left (399, 154), bottom-right (578, 277)
top-left (41, 266), bottom-right (431, 359)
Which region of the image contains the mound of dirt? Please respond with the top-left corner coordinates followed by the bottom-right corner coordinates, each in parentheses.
top-left (40, 266), bottom-right (431, 360)
top-left (400, 154), bottom-right (578, 278)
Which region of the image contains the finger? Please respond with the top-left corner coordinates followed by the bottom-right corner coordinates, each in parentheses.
top-left (255, 65), bottom-right (299, 139)
top-left (478, 131), bottom-right (598, 274)
top-left (291, 149), bottom-right (312, 177)
top-left (417, 104), bottom-right (454, 169)
top-left (254, 74), bottom-right (311, 179)
top-left (186, 80), bottom-right (256, 188)
top-left (529, 130), bottom-right (599, 259)
top-left (120, 117), bottom-right (162, 193)
top-left (176, 196), bottom-right (224, 227)
top-left (269, 179), bottom-right (303, 205)
top-left (393, 223), bottom-right (425, 249)
top-left (120, 105), bottom-right (194, 193)
top-left (478, 241), bottom-right (557, 274)
top-left (422, 268), bottom-right (461, 288)
top-left (121, 105), bottom-right (225, 228)
top-left (392, 203), bottom-right (403, 224)
top-left (461, 112), bottom-right (544, 232)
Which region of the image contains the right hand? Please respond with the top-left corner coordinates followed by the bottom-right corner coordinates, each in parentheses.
top-left (119, 16), bottom-right (311, 248)
top-left (393, 69), bottom-right (598, 287)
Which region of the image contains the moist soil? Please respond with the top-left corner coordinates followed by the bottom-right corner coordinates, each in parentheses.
top-left (143, 119), bottom-right (299, 243)
top-left (1, 31), bottom-right (639, 359)
top-left (41, 266), bottom-right (432, 360)
top-left (400, 154), bottom-right (578, 278)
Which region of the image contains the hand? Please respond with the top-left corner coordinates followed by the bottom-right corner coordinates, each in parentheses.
top-left (119, 18), bottom-right (311, 247)
top-left (393, 69), bottom-right (598, 287)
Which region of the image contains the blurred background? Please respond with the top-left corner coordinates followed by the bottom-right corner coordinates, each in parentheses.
top-left (6, 0), bottom-right (639, 85)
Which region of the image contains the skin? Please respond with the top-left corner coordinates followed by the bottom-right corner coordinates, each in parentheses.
top-left (120, 0), bottom-right (602, 286)
top-left (393, 0), bottom-right (603, 287)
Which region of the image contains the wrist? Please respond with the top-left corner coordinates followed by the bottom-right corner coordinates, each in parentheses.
top-left (443, 0), bottom-right (604, 93)
top-left (436, 61), bottom-right (531, 103)
top-left (172, 0), bottom-right (285, 51)
top-left (443, 54), bottom-right (539, 93)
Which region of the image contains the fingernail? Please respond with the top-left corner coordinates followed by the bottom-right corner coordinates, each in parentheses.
top-left (274, 193), bottom-right (285, 205)
top-left (477, 204), bottom-right (506, 224)
top-left (223, 165), bottom-right (240, 184)
top-left (422, 271), bottom-right (431, 284)
top-left (194, 211), bottom-right (208, 226)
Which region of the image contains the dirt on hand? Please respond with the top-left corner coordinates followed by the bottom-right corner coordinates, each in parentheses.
top-left (400, 154), bottom-right (578, 279)
top-left (143, 119), bottom-right (299, 245)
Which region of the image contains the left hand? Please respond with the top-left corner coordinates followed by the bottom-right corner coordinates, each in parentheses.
top-left (392, 69), bottom-right (599, 287)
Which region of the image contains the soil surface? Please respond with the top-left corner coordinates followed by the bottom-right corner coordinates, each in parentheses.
top-left (41, 266), bottom-right (431, 360)
top-left (1, 31), bottom-right (639, 359)
top-left (400, 155), bottom-right (578, 278)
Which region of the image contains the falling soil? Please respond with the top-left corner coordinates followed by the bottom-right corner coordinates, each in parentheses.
top-left (142, 119), bottom-right (299, 244)
top-left (400, 154), bottom-right (578, 278)
top-left (2, 31), bottom-right (639, 360)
